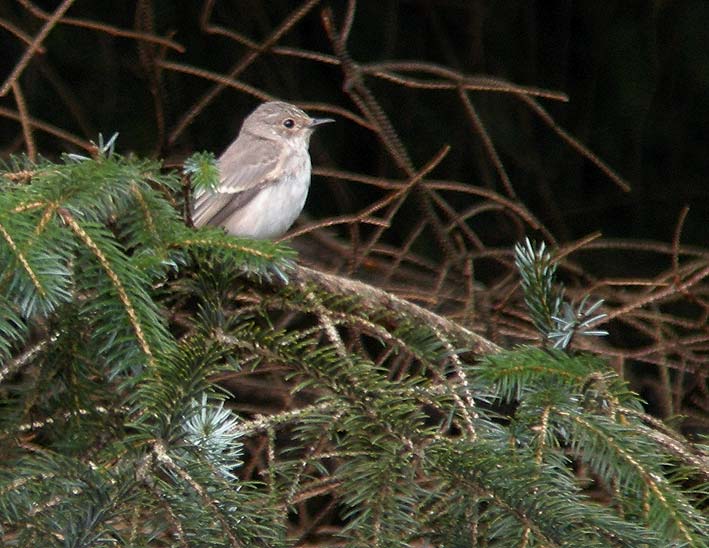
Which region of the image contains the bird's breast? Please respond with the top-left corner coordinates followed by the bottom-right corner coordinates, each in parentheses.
top-left (221, 151), bottom-right (312, 239)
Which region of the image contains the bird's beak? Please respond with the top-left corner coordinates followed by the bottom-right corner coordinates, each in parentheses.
top-left (308, 117), bottom-right (335, 128)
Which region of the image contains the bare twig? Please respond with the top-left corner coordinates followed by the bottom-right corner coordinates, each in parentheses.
top-left (1, 0), bottom-right (76, 97)
top-left (0, 106), bottom-right (92, 151)
top-left (17, 0), bottom-right (183, 52)
top-left (168, 0), bottom-right (321, 144)
top-left (12, 82), bottom-right (36, 161)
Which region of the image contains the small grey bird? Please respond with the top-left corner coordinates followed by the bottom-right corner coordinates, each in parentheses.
top-left (192, 101), bottom-right (334, 239)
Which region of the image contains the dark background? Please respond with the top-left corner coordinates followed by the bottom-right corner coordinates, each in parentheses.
top-left (3, 1), bottom-right (708, 246)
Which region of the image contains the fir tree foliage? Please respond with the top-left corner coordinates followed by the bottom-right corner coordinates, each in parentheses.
top-left (514, 238), bottom-right (608, 348)
top-left (0, 145), bottom-right (294, 546)
top-left (0, 150), bottom-right (707, 546)
top-left (183, 151), bottom-right (220, 193)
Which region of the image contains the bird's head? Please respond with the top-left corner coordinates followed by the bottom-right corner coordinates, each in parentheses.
top-left (242, 101), bottom-right (334, 144)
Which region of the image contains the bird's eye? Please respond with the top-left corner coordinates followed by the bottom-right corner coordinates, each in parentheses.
top-left (283, 118), bottom-right (295, 128)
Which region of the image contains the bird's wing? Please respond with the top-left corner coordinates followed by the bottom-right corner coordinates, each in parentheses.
top-left (192, 135), bottom-right (281, 228)
top-left (218, 135), bottom-right (281, 193)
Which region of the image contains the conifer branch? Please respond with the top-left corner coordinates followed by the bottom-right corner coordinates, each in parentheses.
top-left (0, 220), bottom-right (46, 299)
top-left (0, 150), bottom-right (705, 546)
top-left (36, 201), bottom-right (58, 234)
top-left (58, 208), bottom-right (154, 359)
top-left (151, 440), bottom-right (244, 548)
top-left (0, 336), bottom-right (42, 382)
top-left (569, 412), bottom-right (707, 544)
top-left (289, 264), bottom-right (501, 355)
top-left (181, 236), bottom-right (290, 262)
top-left (130, 183), bottom-right (158, 240)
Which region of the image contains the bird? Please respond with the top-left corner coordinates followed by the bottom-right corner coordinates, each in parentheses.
top-left (192, 101), bottom-right (334, 239)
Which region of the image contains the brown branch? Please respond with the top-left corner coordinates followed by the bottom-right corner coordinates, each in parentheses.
top-left (199, 0), bottom-right (257, 47)
top-left (12, 82), bottom-right (36, 161)
top-left (321, 7), bottom-right (459, 265)
top-left (0, 0), bottom-right (76, 97)
top-left (284, 214), bottom-right (390, 240)
top-left (604, 263), bottom-right (709, 322)
top-left (672, 206), bottom-right (690, 287)
top-left (289, 264), bottom-right (501, 357)
top-left (622, 406), bottom-right (709, 482)
top-left (168, 0), bottom-right (321, 145)
top-left (16, 0), bottom-right (184, 52)
top-left (0, 339), bottom-right (47, 384)
top-left (458, 88), bottom-right (516, 198)
top-left (517, 94), bottom-right (632, 193)
top-left (156, 60), bottom-right (272, 102)
top-left (0, 106), bottom-right (92, 151)
top-left (0, 17), bottom-right (45, 51)
top-left (365, 63), bottom-right (569, 102)
top-left (426, 179), bottom-right (550, 236)
top-left (199, 0), bottom-right (338, 65)
top-left (0, 220), bottom-right (45, 299)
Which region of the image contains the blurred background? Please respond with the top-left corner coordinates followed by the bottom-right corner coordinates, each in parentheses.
top-left (1, 0), bottom-right (707, 433)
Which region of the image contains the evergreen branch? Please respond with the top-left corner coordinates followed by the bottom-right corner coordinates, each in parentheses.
top-left (515, 238), bottom-right (560, 336)
top-left (620, 407), bottom-right (709, 481)
top-left (427, 438), bottom-right (658, 547)
top-left (0, 219), bottom-right (46, 300)
top-left (130, 182), bottom-right (159, 242)
top-left (0, 452), bottom-right (134, 547)
top-left (239, 402), bottom-right (337, 437)
top-left (428, 322), bottom-right (478, 438)
top-left (0, 296), bottom-right (27, 366)
top-left (0, 203), bottom-right (73, 317)
top-left (151, 439), bottom-right (244, 548)
top-left (289, 264), bottom-right (501, 356)
top-left (534, 405), bottom-right (552, 465)
top-left (38, 153), bottom-right (164, 224)
top-left (515, 238), bottom-right (608, 348)
top-left (183, 394), bottom-right (244, 481)
top-left (6, 403), bottom-right (126, 440)
top-left (182, 235), bottom-right (292, 262)
top-left (183, 151), bottom-right (219, 192)
top-left (213, 316), bottom-right (489, 447)
top-left (253, 292), bottom-right (482, 437)
top-left (10, 200), bottom-right (44, 213)
top-left (141, 481), bottom-right (189, 548)
top-left (128, 339), bottom-right (224, 442)
top-left (214, 326), bottom-right (484, 440)
top-left (179, 229), bottom-right (297, 283)
top-left (58, 209), bottom-right (154, 360)
top-left (2, 169), bottom-right (36, 185)
top-left (567, 412), bottom-right (709, 545)
top-left (469, 347), bottom-right (708, 544)
top-left (0, 146), bottom-right (704, 545)
top-left (35, 200), bottom-right (59, 234)
top-left (259, 299), bottom-right (439, 364)
top-left (476, 347), bottom-right (634, 404)
top-left (215, 326), bottom-right (431, 443)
